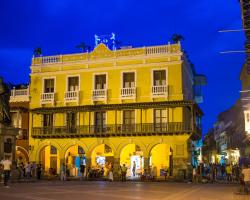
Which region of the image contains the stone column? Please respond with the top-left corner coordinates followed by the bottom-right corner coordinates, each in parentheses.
top-left (85, 157), bottom-right (91, 179)
top-left (113, 157), bottom-right (120, 181)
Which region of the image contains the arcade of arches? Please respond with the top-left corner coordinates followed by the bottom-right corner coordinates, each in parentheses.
top-left (30, 136), bottom-right (190, 179)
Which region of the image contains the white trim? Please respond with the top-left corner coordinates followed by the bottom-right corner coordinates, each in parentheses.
top-left (30, 61), bottom-right (182, 76)
top-left (92, 72), bottom-right (108, 102)
top-left (120, 70), bottom-right (137, 100)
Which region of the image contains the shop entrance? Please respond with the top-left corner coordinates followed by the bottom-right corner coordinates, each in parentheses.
top-left (120, 144), bottom-right (144, 177)
top-left (149, 144), bottom-right (171, 177)
top-left (65, 145), bottom-right (86, 177)
top-left (39, 145), bottom-right (60, 175)
top-left (90, 144), bottom-right (114, 177)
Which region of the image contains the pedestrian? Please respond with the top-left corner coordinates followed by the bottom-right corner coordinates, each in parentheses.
top-left (60, 163), bottom-right (66, 181)
top-left (121, 164), bottom-right (127, 181)
top-left (226, 164), bottom-right (232, 182)
top-left (25, 162), bottom-right (31, 179)
top-left (132, 161), bottom-right (136, 177)
top-left (108, 166), bottom-right (114, 182)
top-left (241, 165), bottom-right (250, 193)
top-left (0, 156), bottom-right (12, 188)
top-left (80, 156), bottom-right (86, 180)
top-left (37, 164), bottom-right (42, 180)
top-left (31, 162), bottom-right (37, 179)
top-left (192, 166), bottom-right (197, 183)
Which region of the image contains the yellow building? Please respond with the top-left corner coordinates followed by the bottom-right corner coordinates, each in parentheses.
top-left (29, 42), bottom-right (203, 179)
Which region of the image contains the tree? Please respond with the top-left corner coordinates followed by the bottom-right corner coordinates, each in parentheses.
top-left (33, 47), bottom-right (42, 57)
top-left (170, 34), bottom-right (185, 44)
top-left (76, 42), bottom-right (91, 52)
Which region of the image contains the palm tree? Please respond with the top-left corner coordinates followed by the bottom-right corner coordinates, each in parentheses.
top-left (76, 42), bottom-right (91, 52)
top-left (33, 47), bottom-right (42, 57)
top-left (170, 34), bottom-right (185, 44)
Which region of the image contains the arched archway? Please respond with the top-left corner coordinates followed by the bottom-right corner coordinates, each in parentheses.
top-left (120, 144), bottom-right (144, 178)
top-left (90, 144), bottom-right (114, 176)
top-left (64, 145), bottom-right (86, 177)
top-left (39, 145), bottom-right (60, 175)
top-left (149, 144), bottom-right (172, 177)
top-left (16, 146), bottom-right (29, 165)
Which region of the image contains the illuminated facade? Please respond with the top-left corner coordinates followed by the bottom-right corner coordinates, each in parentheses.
top-left (29, 42), bottom-right (204, 178)
top-left (240, 0), bottom-right (250, 157)
top-left (9, 84), bottom-right (30, 164)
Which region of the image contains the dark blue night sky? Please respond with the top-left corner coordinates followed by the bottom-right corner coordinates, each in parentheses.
top-left (0, 0), bottom-right (246, 135)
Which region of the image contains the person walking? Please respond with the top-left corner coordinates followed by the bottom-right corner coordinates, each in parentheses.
top-left (132, 161), bottom-right (136, 177)
top-left (36, 164), bottom-right (42, 180)
top-left (121, 164), bottom-right (127, 182)
top-left (108, 166), bottom-right (114, 182)
top-left (60, 163), bottom-right (66, 181)
top-left (25, 162), bottom-right (31, 179)
top-left (0, 156), bottom-right (12, 188)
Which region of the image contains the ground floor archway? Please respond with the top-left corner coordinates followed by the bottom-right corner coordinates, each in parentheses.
top-left (39, 145), bottom-right (60, 175)
top-left (149, 144), bottom-right (172, 177)
top-left (16, 146), bottom-right (29, 165)
top-left (120, 144), bottom-right (144, 177)
top-left (90, 144), bottom-right (114, 177)
top-left (65, 145), bottom-right (86, 177)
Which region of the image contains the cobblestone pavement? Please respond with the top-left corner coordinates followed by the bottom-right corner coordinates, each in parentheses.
top-left (0, 181), bottom-right (249, 200)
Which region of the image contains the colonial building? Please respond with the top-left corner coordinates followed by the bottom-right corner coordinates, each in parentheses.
top-left (240, 0), bottom-right (250, 158)
top-left (28, 41), bottom-right (204, 179)
top-left (9, 84), bottom-right (30, 164)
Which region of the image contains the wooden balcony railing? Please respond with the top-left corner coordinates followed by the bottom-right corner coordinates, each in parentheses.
top-left (152, 85), bottom-right (168, 96)
top-left (64, 91), bottom-right (79, 103)
top-left (31, 122), bottom-right (199, 138)
top-left (92, 89), bottom-right (107, 101)
top-left (41, 93), bottom-right (54, 105)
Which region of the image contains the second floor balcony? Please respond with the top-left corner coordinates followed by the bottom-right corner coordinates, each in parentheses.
top-left (152, 85), bottom-right (168, 97)
top-left (41, 93), bottom-right (54, 105)
top-left (31, 122), bottom-right (200, 138)
top-left (10, 87), bottom-right (29, 102)
top-left (92, 89), bottom-right (107, 101)
top-left (121, 87), bottom-right (136, 99)
top-left (64, 91), bottom-right (79, 104)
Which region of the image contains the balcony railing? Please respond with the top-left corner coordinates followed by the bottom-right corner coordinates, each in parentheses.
top-left (65, 91), bottom-right (79, 103)
top-left (41, 93), bottom-right (54, 105)
top-left (92, 89), bottom-right (107, 101)
top-left (152, 85), bottom-right (168, 96)
top-left (121, 87), bottom-right (136, 98)
top-left (31, 122), bottom-right (198, 138)
top-left (10, 87), bottom-right (29, 102)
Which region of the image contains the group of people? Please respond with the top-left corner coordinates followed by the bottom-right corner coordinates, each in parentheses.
top-left (192, 163), bottom-right (243, 183)
top-left (16, 162), bottom-right (43, 180)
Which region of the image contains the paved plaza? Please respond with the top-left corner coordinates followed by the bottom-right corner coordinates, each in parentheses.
top-left (0, 181), bottom-right (249, 200)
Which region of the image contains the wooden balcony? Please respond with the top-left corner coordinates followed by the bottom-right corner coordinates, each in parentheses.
top-left (31, 122), bottom-right (200, 138)
top-left (10, 87), bottom-right (29, 102)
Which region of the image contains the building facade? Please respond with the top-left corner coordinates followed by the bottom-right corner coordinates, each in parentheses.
top-left (240, 0), bottom-right (250, 158)
top-left (29, 42), bottom-right (203, 178)
top-left (9, 84), bottom-right (30, 165)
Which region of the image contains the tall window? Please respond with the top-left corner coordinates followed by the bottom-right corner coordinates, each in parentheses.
top-left (123, 72), bottom-right (135, 88)
top-left (66, 112), bottom-right (77, 133)
top-left (153, 70), bottom-right (166, 86)
top-left (44, 79), bottom-right (54, 93)
top-left (123, 110), bottom-right (135, 132)
top-left (43, 114), bottom-right (53, 127)
top-left (95, 111), bottom-right (106, 132)
top-left (68, 77), bottom-right (79, 91)
top-left (154, 109), bottom-right (167, 131)
top-left (95, 75), bottom-right (106, 89)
